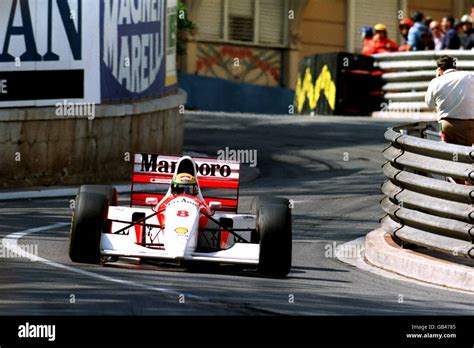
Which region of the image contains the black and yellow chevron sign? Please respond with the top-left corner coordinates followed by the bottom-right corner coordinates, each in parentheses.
top-left (295, 64), bottom-right (336, 113)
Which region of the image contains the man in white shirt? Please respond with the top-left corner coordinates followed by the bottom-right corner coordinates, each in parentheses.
top-left (425, 55), bottom-right (474, 146)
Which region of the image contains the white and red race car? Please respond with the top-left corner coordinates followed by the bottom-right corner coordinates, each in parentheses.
top-left (68, 154), bottom-right (292, 277)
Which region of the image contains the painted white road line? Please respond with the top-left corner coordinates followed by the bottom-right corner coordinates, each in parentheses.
top-left (1, 223), bottom-right (208, 302)
top-left (336, 237), bottom-right (473, 295)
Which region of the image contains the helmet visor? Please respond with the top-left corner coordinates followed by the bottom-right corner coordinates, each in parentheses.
top-left (172, 184), bottom-right (197, 195)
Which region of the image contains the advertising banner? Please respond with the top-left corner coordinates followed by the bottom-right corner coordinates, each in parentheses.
top-left (101, 0), bottom-right (170, 101)
top-left (166, 0), bottom-right (177, 87)
top-left (0, 0), bottom-right (101, 107)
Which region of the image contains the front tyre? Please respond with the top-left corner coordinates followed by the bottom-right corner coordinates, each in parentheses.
top-left (69, 190), bottom-right (111, 264)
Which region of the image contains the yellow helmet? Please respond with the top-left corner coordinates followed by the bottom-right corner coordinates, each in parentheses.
top-left (374, 23), bottom-right (387, 31)
top-left (171, 173), bottom-right (198, 195)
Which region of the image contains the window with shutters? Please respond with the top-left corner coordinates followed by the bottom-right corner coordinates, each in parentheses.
top-left (196, 0), bottom-right (288, 47)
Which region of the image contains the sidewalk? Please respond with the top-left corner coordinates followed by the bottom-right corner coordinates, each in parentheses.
top-left (365, 229), bottom-right (474, 293)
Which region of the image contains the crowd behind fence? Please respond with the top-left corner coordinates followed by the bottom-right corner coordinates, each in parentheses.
top-left (372, 50), bottom-right (474, 114)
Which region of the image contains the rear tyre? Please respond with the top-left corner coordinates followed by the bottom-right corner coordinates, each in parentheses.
top-left (256, 198), bottom-right (292, 277)
top-left (69, 187), bottom-right (114, 264)
top-left (251, 196), bottom-right (291, 243)
top-left (251, 196), bottom-right (290, 214)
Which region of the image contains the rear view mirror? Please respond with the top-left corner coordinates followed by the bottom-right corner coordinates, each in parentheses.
top-left (145, 197), bottom-right (159, 206)
top-left (209, 201), bottom-right (222, 211)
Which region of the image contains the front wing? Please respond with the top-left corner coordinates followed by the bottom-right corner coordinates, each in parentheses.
top-left (100, 233), bottom-right (260, 265)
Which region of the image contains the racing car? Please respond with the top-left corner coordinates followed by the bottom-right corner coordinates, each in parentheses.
top-left (68, 154), bottom-right (292, 277)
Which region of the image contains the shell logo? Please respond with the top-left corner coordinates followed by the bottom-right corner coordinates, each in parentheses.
top-left (174, 227), bottom-right (189, 234)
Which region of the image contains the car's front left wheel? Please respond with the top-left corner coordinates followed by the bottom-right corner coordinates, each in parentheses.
top-left (69, 186), bottom-right (116, 264)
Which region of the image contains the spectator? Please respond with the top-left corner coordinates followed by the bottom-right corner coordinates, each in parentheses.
top-left (459, 14), bottom-right (474, 49)
top-left (429, 20), bottom-right (444, 50)
top-left (407, 11), bottom-right (430, 50)
top-left (360, 26), bottom-right (375, 55)
top-left (424, 16), bottom-right (434, 28)
top-left (423, 27), bottom-right (435, 50)
top-left (441, 16), bottom-right (461, 49)
top-left (465, 28), bottom-right (474, 49)
top-left (425, 55), bottom-right (474, 147)
top-left (372, 23), bottom-right (398, 53)
top-left (398, 18), bottom-right (414, 51)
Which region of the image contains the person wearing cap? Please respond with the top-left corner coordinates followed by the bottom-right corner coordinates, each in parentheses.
top-left (429, 20), bottom-right (444, 50)
top-left (398, 18), bottom-right (413, 51)
top-left (360, 26), bottom-right (375, 55)
top-left (372, 23), bottom-right (398, 53)
top-left (441, 16), bottom-right (461, 49)
top-left (407, 11), bottom-right (430, 50)
top-left (459, 14), bottom-right (472, 48)
top-left (460, 14), bottom-right (474, 49)
top-left (425, 55), bottom-right (474, 147)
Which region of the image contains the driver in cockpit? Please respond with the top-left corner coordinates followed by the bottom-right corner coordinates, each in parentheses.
top-left (170, 173), bottom-right (199, 196)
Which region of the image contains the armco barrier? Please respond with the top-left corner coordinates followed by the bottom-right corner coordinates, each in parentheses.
top-left (372, 50), bottom-right (474, 113)
top-left (381, 122), bottom-right (474, 258)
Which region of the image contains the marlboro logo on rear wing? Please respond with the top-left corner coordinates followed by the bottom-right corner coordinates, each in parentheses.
top-left (131, 154), bottom-right (240, 212)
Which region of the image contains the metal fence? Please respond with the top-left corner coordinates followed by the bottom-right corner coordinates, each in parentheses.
top-left (372, 50), bottom-right (474, 113)
top-left (381, 121), bottom-right (474, 258)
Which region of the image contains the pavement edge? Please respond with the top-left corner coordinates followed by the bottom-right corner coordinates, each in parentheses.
top-left (365, 228), bottom-right (474, 293)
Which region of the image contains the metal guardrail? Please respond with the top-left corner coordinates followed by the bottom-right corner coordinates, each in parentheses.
top-left (381, 121), bottom-right (474, 258)
top-left (372, 50), bottom-right (474, 112)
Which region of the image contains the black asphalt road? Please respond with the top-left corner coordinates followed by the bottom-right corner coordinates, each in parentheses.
top-left (1, 113), bottom-right (473, 315)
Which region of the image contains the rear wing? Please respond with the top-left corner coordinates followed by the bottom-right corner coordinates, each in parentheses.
top-left (131, 154), bottom-right (240, 212)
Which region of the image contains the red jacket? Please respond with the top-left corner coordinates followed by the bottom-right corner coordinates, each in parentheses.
top-left (361, 38), bottom-right (375, 55)
top-left (372, 34), bottom-right (398, 53)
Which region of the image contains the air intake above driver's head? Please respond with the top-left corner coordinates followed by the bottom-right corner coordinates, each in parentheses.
top-left (175, 156), bottom-right (197, 177)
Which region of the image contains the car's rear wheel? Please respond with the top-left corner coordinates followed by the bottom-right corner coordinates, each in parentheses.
top-left (251, 196), bottom-right (291, 243)
top-left (69, 186), bottom-right (116, 264)
top-left (255, 197), bottom-right (292, 277)
top-left (251, 196), bottom-right (290, 214)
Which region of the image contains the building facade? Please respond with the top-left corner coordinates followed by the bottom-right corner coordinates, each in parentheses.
top-left (183, 0), bottom-right (472, 89)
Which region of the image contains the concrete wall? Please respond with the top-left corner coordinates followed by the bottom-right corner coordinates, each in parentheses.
top-left (0, 91), bottom-right (186, 188)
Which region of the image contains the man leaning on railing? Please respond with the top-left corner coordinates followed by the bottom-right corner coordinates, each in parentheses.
top-left (425, 55), bottom-right (474, 147)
